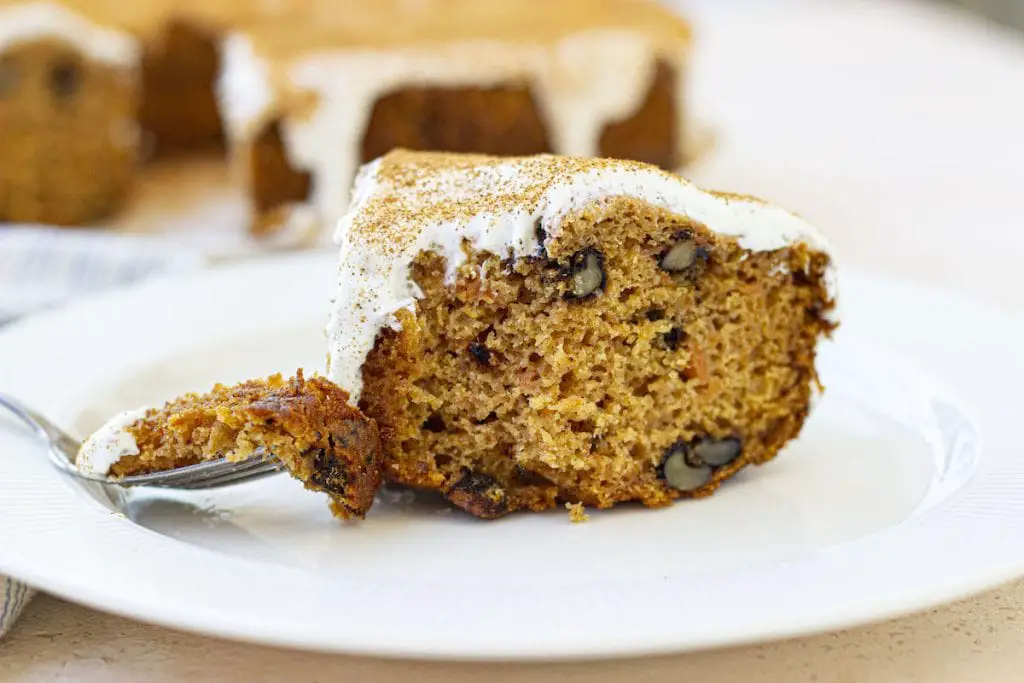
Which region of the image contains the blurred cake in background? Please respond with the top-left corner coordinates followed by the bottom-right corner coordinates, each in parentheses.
top-left (81, 0), bottom-right (308, 156)
top-left (0, 0), bottom-right (305, 225)
top-left (218, 0), bottom-right (693, 242)
top-left (0, 0), bottom-right (693, 241)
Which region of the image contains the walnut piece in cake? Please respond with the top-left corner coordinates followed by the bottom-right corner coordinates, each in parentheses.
top-left (78, 371), bottom-right (382, 519)
top-left (327, 150), bottom-right (837, 519)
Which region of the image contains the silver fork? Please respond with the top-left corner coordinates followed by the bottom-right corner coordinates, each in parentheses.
top-left (0, 394), bottom-right (286, 489)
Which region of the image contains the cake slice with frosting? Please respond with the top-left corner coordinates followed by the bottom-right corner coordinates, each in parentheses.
top-left (327, 150), bottom-right (837, 519)
top-left (77, 371), bottom-right (382, 519)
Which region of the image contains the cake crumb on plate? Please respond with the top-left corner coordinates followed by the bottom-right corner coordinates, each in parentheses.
top-left (566, 502), bottom-right (589, 523)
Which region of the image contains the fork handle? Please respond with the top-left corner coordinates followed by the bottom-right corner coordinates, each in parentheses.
top-left (0, 393), bottom-right (52, 443)
top-left (0, 389), bottom-right (82, 458)
top-left (0, 394), bottom-right (82, 471)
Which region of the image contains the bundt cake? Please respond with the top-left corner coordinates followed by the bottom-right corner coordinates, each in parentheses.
top-left (217, 0), bottom-right (692, 242)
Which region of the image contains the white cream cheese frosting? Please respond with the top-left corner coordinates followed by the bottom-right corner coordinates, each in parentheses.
top-left (76, 407), bottom-right (149, 475)
top-left (325, 151), bottom-right (837, 401)
top-left (0, 2), bottom-right (140, 67)
top-left (217, 13), bottom-right (688, 241)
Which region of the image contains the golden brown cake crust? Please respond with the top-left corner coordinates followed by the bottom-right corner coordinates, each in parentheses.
top-left (112, 371), bottom-right (382, 519)
top-left (229, 0), bottom-right (690, 59)
top-left (37, 0), bottom-right (689, 57)
top-left (35, 0), bottom-right (308, 38)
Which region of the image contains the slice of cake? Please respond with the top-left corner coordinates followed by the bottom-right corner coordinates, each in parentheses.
top-left (326, 150), bottom-right (837, 519)
top-left (217, 0), bottom-right (692, 242)
top-left (77, 371), bottom-right (382, 518)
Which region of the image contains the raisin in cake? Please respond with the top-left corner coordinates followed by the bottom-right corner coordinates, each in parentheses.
top-left (326, 150), bottom-right (837, 519)
top-left (217, 0), bottom-right (692, 242)
top-left (77, 371), bottom-right (382, 518)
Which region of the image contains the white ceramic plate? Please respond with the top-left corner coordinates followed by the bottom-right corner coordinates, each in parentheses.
top-left (0, 254), bottom-right (1021, 660)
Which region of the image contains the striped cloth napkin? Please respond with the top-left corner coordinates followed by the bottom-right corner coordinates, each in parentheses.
top-left (0, 225), bottom-right (206, 638)
top-left (0, 579), bottom-right (33, 638)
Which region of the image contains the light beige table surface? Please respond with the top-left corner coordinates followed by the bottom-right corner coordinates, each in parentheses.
top-left (1, 583), bottom-right (1022, 682)
top-left (3, 0), bottom-right (1024, 680)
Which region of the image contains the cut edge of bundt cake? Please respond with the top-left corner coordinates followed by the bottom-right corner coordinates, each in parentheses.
top-left (327, 149), bottom-right (836, 519)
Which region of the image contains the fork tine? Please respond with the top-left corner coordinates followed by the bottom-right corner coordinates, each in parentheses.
top-left (119, 455), bottom-right (276, 488)
top-left (178, 460), bottom-right (286, 490)
top-left (181, 458), bottom-right (265, 481)
top-left (189, 459), bottom-right (281, 485)
top-left (184, 468), bottom-right (284, 491)
top-left (119, 462), bottom-right (229, 487)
